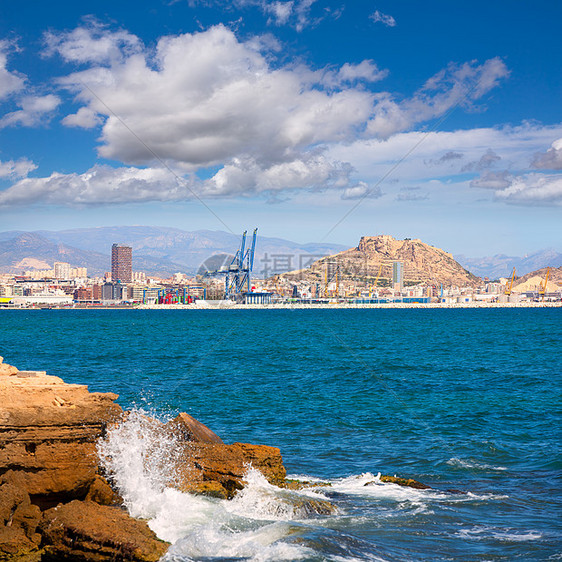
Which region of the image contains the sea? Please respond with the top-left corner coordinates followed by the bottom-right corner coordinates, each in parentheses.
top-left (1, 308), bottom-right (561, 561)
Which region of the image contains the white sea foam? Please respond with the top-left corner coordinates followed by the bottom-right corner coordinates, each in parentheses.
top-left (457, 525), bottom-right (542, 542)
top-left (447, 457), bottom-right (507, 471)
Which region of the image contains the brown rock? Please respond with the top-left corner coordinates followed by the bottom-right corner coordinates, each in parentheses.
top-left (0, 368), bottom-right (123, 506)
top-left (165, 412), bottom-right (224, 444)
top-left (367, 475), bottom-right (431, 490)
top-left (231, 443), bottom-right (286, 485)
top-left (40, 500), bottom-right (169, 562)
top-left (0, 479), bottom-right (41, 558)
top-left (174, 441), bottom-right (286, 499)
top-left (180, 481), bottom-right (229, 499)
top-left (85, 475), bottom-right (123, 506)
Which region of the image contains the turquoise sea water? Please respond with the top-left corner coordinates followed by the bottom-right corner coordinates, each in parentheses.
top-left (1, 308), bottom-right (561, 561)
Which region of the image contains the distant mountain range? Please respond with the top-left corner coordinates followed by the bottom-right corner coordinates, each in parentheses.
top-left (0, 227), bottom-right (347, 277)
top-left (0, 225), bottom-right (559, 280)
top-left (454, 249), bottom-right (562, 279)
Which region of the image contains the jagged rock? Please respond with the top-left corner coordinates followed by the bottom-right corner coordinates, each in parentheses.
top-left (231, 443), bottom-right (286, 485)
top-left (0, 477), bottom-right (41, 559)
top-left (40, 500), bottom-right (169, 562)
top-left (0, 369), bottom-right (123, 507)
top-left (175, 441), bottom-right (286, 499)
top-left (288, 497), bottom-right (337, 517)
top-left (279, 479), bottom-right (331, 491)
top-left (365, 475), bottom-right (431, 490)
top-left (164, 412), bottom-right (224, 444)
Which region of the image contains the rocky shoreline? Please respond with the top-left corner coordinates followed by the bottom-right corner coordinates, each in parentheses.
top-left (0, 356), bottom-right (428, 561)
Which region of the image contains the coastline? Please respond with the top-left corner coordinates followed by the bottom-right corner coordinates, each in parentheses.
top-left (1, 301), bottom-right (561, 310)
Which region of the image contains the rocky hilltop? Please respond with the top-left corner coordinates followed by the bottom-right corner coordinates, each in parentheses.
top-left (277, 235), bottom-right (480, 288)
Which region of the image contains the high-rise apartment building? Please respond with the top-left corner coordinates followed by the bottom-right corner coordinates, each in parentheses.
top-left (111, 244), bottom-right (132, 283)
top-left (54, 261), bottom-right (71, 280)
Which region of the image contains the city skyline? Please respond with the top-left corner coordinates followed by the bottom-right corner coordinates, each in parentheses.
top-left (0, 1), bottom-right (560, 257)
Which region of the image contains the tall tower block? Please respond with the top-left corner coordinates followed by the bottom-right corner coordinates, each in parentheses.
top-left (111, 244), bottom-right (132, 283)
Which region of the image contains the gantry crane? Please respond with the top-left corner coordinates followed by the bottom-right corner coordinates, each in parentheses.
top-left (207, 229), bottom-right (257, 300)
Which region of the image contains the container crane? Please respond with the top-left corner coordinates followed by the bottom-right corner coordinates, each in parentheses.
top-left (207, 229), bottom-right (258, 300)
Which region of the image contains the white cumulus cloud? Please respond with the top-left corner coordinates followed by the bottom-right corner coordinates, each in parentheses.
top-left (0, 157), bottom-right (37, 179)
top-left (494, 173), bottom-right (562, 205)
top-left (0, 94), bottom-right (61, 128)
top-left (0, 40), bottom-right (25, 100)
top-left (0, 165), bottom-right (188, 206)
top-left (62, 106), bottom-right (102, 129)
top-left (43, 20), bottom-right (142, 64)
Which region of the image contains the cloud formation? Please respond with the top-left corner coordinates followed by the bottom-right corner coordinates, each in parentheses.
top-left (531, 138), bottom-right (562, 170)
top-left (187, 0), bottom-right (321, 30)
top-left (0, 41), bottom-right (25, 100)
top-left (0, 165), bottom-right (186, 206)
top-left (461, 148), bottom-right (501, 172)
top-left (495, 173), bottom-right (562, 205)
top-left (43, 20), bottom-right (142, 64)
top-left (340, 181), bottom-right (382, 200)
top-left (370, 10), bottom-right (396, 27)
top-left (0, 158), bottom-right (37, 179)
top-left (470, 170), bottom-right (512, 189)
top-left (39, 22), bottom-right (509, 203)
top-left (0, 94), bottom-right (61, 128)
top-left (366, 58), bottom-right (509, 139)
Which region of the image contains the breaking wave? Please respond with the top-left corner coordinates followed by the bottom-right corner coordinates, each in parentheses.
top-left (96, 411), bottom-right (531, 561)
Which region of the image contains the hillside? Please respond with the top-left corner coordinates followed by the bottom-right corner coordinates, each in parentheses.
top-left (277, 235), bottom-right (480, 288)
top-left (0, 233), bottom-right (187, 277)
top-left (512, 266), bottom-right (562, 293)
top-left (0, 227), bottom-right (346, 277)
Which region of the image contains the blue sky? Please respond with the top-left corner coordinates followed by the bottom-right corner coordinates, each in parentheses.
top-left (0, 0), bottom-right (561, 256)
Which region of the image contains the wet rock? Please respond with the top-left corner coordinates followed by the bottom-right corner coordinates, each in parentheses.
top-left (165, 412), bottom-right (224, 444)
top-left (280, 479), bottom-right (331, 491)
top-left (181, 481), bottom-right (229, 499)
top-left (40, 500), bottom-right (169, 562)
top-left (175, 441), bottom-right (286, 499)
top-left (231, 443), bottom-right (286, 485)
top-left (365, 475), bottom-right (431, 490)
top-left (288, 497), bottom-right (337, 517)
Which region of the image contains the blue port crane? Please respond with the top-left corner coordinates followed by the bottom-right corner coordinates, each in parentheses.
top-left (210, 229), bottom-right (258, 300)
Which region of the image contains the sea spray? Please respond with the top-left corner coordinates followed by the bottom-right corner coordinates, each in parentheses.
top-left (97, 409), bottom-right (218, 543)
top-left (97, 410), bottom-right (329, 559)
